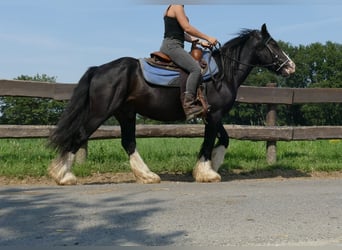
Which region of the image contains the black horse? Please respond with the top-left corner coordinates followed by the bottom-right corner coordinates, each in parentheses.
top-left (49, 24), bottom-right (295, 185)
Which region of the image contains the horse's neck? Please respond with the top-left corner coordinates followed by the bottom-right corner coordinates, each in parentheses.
top-left (234, 65), bottom-right (253, 87)
top-left (222, 46), bottom-right (254, 89)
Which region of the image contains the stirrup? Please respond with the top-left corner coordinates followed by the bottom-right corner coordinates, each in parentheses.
top-left (197, 87), bottom-right (211, 114)
top-left (185, 108), bottom-right (203, 121)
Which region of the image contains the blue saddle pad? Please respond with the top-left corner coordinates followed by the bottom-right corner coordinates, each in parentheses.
top-left (139, 51), bottom-right (219, 87)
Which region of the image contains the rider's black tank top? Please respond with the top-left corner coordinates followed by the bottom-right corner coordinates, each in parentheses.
top-left (163, 15), bottom-right (185, 44)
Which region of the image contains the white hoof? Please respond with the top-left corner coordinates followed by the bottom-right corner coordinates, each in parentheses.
top-left (59, 172), bottom-right (77, 185)
top-left (48, 153), bottom-right (77, 185)
top-left (130, 150), bottom-right (161, 184)
top-left (132, 169), bottom-right (161, 184)
top-left (193, 157), bottom-right (221, 182)
top-left (211, 145), bottom-right (227, 172)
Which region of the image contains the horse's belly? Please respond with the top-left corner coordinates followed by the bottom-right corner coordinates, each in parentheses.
top-left (136, 103), bottom-right (185, 122)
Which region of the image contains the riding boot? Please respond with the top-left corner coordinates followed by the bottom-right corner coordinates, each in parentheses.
top-left (182, 92), bottom-right (203, 121)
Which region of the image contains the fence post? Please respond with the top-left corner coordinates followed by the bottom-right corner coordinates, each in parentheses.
top-left (266, 83), bottom-right (277, 164)
top-left (75, 142), bottom-right (88, 164)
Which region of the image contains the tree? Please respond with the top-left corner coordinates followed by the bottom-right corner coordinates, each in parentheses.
top-left (300, 96), bottom-right (342, 126)
top-left (290, 42), bottom-right (342, 125)
top-left (0, 74), bottom-right (67, 125)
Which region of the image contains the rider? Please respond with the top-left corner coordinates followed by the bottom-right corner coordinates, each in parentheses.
top-left (160, 5), bottom-right (218, 121)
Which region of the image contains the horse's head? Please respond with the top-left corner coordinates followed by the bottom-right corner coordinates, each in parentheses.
top-left (253, 24), bottom-right (296, 77)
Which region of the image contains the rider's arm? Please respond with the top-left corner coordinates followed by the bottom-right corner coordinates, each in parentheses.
top-left (185, 33), bottom-right (212, 48)
top-left (184, 33), bottom-right (199, 43)
top-left (172, 5), bottom-right (217, 45)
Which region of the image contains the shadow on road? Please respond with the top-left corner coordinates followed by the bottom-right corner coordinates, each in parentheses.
top-left (0, 186), bottom-right (185, 246)
top-left (158, 168), bottom-right (311, 183)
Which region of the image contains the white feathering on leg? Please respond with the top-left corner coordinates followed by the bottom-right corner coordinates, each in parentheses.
top-left (193, 156), bottom-right (221, 182)
top-left (48, 153), bottom-right (77, 185)
top-left (130, 150), bottom-right (161, 184)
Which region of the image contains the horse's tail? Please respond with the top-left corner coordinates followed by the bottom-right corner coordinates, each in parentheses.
top-left (49, 66), bottom-right (98, 154)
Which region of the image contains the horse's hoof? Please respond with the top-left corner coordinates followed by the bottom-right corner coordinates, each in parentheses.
top-left (130, 150), bottom-right (161, 184)
top-left (49, 167), bottom-right (77, 186)
top-left (59, 172), bottom-right (77, 185)
top-left (48, 153), bottom-right (76, 185)
top-left (193, 159), bottom-right (221, 182)
top-left (133, 171), bottom-right (161, 184)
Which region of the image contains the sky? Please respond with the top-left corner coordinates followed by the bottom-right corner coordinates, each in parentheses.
top-left (0, 0), bottom-right (341, 83)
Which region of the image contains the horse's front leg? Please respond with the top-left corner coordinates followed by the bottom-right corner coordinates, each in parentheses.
top-left (211, 123), bottom-right (229, 172)
top-left (118, 113), bottom-right (161, 184)
top-left (193, 118), bottom-right (222, 182)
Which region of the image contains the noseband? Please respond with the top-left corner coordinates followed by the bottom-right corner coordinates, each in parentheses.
top-left (263, 36), bottom-right (291, 72)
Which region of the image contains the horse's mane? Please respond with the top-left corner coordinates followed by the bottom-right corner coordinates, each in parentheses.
top-left (223, 29), bottom-right (258, 49)
top-left (213, 28), bottom-right (259, 84)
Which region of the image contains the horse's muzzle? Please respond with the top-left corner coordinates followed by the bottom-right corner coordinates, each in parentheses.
top-left (281, 60), bottom-right (296, 77)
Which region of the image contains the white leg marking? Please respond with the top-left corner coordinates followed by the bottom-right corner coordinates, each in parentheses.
top-left (211, 145), bottom-right (227, 172)
top-left (130, 150), bottom-right (161, 184)
top-left (193, 156), bottom-right (221, 183)
top-left (48, 153), bottom-right (77, 185)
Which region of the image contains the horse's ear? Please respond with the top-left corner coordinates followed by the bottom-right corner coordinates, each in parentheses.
top-left (261, 23), bottom-right (269, 37)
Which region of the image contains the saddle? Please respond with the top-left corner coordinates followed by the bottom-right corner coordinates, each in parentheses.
top-left (148, 45), bottom-right (208, 71)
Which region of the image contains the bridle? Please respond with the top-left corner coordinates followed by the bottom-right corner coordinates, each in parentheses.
top-left (263, 36), bottom-right (291, 72)
top-left (208, 36), bottom-right (290, 82)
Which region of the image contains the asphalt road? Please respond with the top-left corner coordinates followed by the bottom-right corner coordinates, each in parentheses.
top-left (0, 178), bottom-right (341, 247)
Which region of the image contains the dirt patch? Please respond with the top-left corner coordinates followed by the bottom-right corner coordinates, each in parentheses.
top-left (0, 172), bottom-right (135, 186)
top-left (0, 170), bottom-right (341, 186)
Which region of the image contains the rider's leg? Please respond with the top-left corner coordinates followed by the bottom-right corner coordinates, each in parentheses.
top-left (160, 38), bottom-right (203, 120)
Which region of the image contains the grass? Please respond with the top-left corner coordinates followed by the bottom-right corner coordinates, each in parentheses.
top-left (0, 138), bottom-right (341, 178)
top-left (227, 139), bottom-right (342, 174)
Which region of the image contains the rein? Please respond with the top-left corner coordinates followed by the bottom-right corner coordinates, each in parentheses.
top-left (208, 42), bottom-right (225, 82)
top-left (208, 37), bottom-right (290, 82)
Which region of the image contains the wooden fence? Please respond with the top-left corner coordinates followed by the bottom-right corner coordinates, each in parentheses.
top-left (1, 79), bottom-right (342, 163)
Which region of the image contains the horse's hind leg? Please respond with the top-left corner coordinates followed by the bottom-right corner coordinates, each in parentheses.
top-left (129, 150), bottom-right (161, 184)
top-left (117, 112), bottom-right (161, 184)
top-left (49, 108), bottom-right (110, 185)
top-left (49, 152), bottom-right (77, 185)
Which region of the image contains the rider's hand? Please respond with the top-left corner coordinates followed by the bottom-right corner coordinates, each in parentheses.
top-left (200, 41), bottom-right (212, 48)
top-left (207, 37), bottom-right (218, 47)
top-left (192, 38), bottom-right (200, 44)
top-left (201, 37), bottom-right (218, 48)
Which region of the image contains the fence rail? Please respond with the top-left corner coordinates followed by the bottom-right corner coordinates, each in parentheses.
top-left (1, 79), bottom-right (342, 163)
top-left (0, 124), bottom-right (342, 141)
top-left (2, 79), bottom-right (342, 103)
